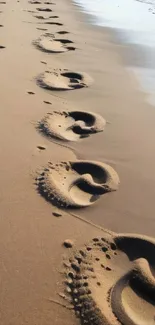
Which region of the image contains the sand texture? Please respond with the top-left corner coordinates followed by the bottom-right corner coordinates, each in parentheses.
top-left (64, 233), bottom-right (155, 325)
top-left (0, 0), bottom-right (155, 324)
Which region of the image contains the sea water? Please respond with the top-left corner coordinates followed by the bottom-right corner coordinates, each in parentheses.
top-left (73, 0), bottom-right (155, 105)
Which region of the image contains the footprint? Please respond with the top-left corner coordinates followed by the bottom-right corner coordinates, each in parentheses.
top-left (37, 145), bottom-right (46, 150)
top-left (27, 91), bottom-right (35, 95)
top-left (36, 160), bottom-right (119, 208)
top-left (38, 110), bottom-right (106, 141)
top-left (36, 7), bottom-right (53, 12)
top-left (28, 0), bottom-right (41, 3)
top-left (57, 31), bottom-right (69, 35)
top-left (43, 100), bottom-right (51, 104)
top-left (34, 14), bottom-right (58, 20)
top-left (44, 22), bottom-right (63, 26)
top-left (37, 69), bottom-right (93, 91)
top-left (64, 233), bottom-right (155, 325)
top-left (34, 34), bottom-right (75, 53)
top-left (36, 27), bottom-right (48, 31)
top-left (35, 15), bottom-right (47, 20)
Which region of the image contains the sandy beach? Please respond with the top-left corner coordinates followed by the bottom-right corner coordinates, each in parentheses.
top-left (0, 0), bottom-right (155, 324)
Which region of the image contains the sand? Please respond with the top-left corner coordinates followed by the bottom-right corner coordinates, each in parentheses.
top-left (0, 0), bottom-right (155, 324)
top-left (64, 233), bottom-right (155, 325)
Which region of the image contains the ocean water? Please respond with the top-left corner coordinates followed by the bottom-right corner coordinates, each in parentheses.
top-left (74, 0), bottom-right (155, 105)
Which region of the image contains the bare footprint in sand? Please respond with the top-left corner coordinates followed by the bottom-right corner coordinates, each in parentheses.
top-left (37, 69), bottom-right (93, 90)
top-left (64, 233), bottom-right (155, 325)
top-left (34, 34), bottom-right (75, 53)
top-left (36, 160), bottom-right (119, 208)
top-left (38, 110), bottom-right (106, 141)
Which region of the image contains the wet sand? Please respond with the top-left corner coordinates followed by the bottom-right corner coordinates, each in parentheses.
top-left (0, 0), bottom-right (155, 324)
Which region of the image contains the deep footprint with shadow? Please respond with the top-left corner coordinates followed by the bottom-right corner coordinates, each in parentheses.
top-left (36, 160), bottom-right (119, 208)
top-left (34, 34), bottom-right (75, 53)
top-left (37, 69), bottom-right (93, 90)
top-left (64, 233), bottom-right (155, 325)
top-left (38, 110), bottom-right (106, 141)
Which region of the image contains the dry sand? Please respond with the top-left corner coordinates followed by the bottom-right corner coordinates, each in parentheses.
top-left (0, 0), bottom-right (155, 324)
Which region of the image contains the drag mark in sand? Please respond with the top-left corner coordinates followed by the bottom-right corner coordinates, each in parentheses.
top-left (33, 33), bottom-right (75, 53)
top-left (38, 110), bottom-right (106, 141)
top-left (63, 233), bottom-right (155, 325)
top-left (36, 160), bottom-right (119, 208)
top-left (37, 69), bottom-right (93, 90)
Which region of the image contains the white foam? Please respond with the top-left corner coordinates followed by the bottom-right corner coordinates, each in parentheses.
top-left (74, 0), bottom-right (155, 105)
top-left (74, 0), bottom-right (155, 45)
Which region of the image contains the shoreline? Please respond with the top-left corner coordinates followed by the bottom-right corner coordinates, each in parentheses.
top-left (73, 0), bottom-right (155, 106)
top-left (58, 0), bottom-right (155, 236)
top-left (0, 0), bottom-right (155, 324)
